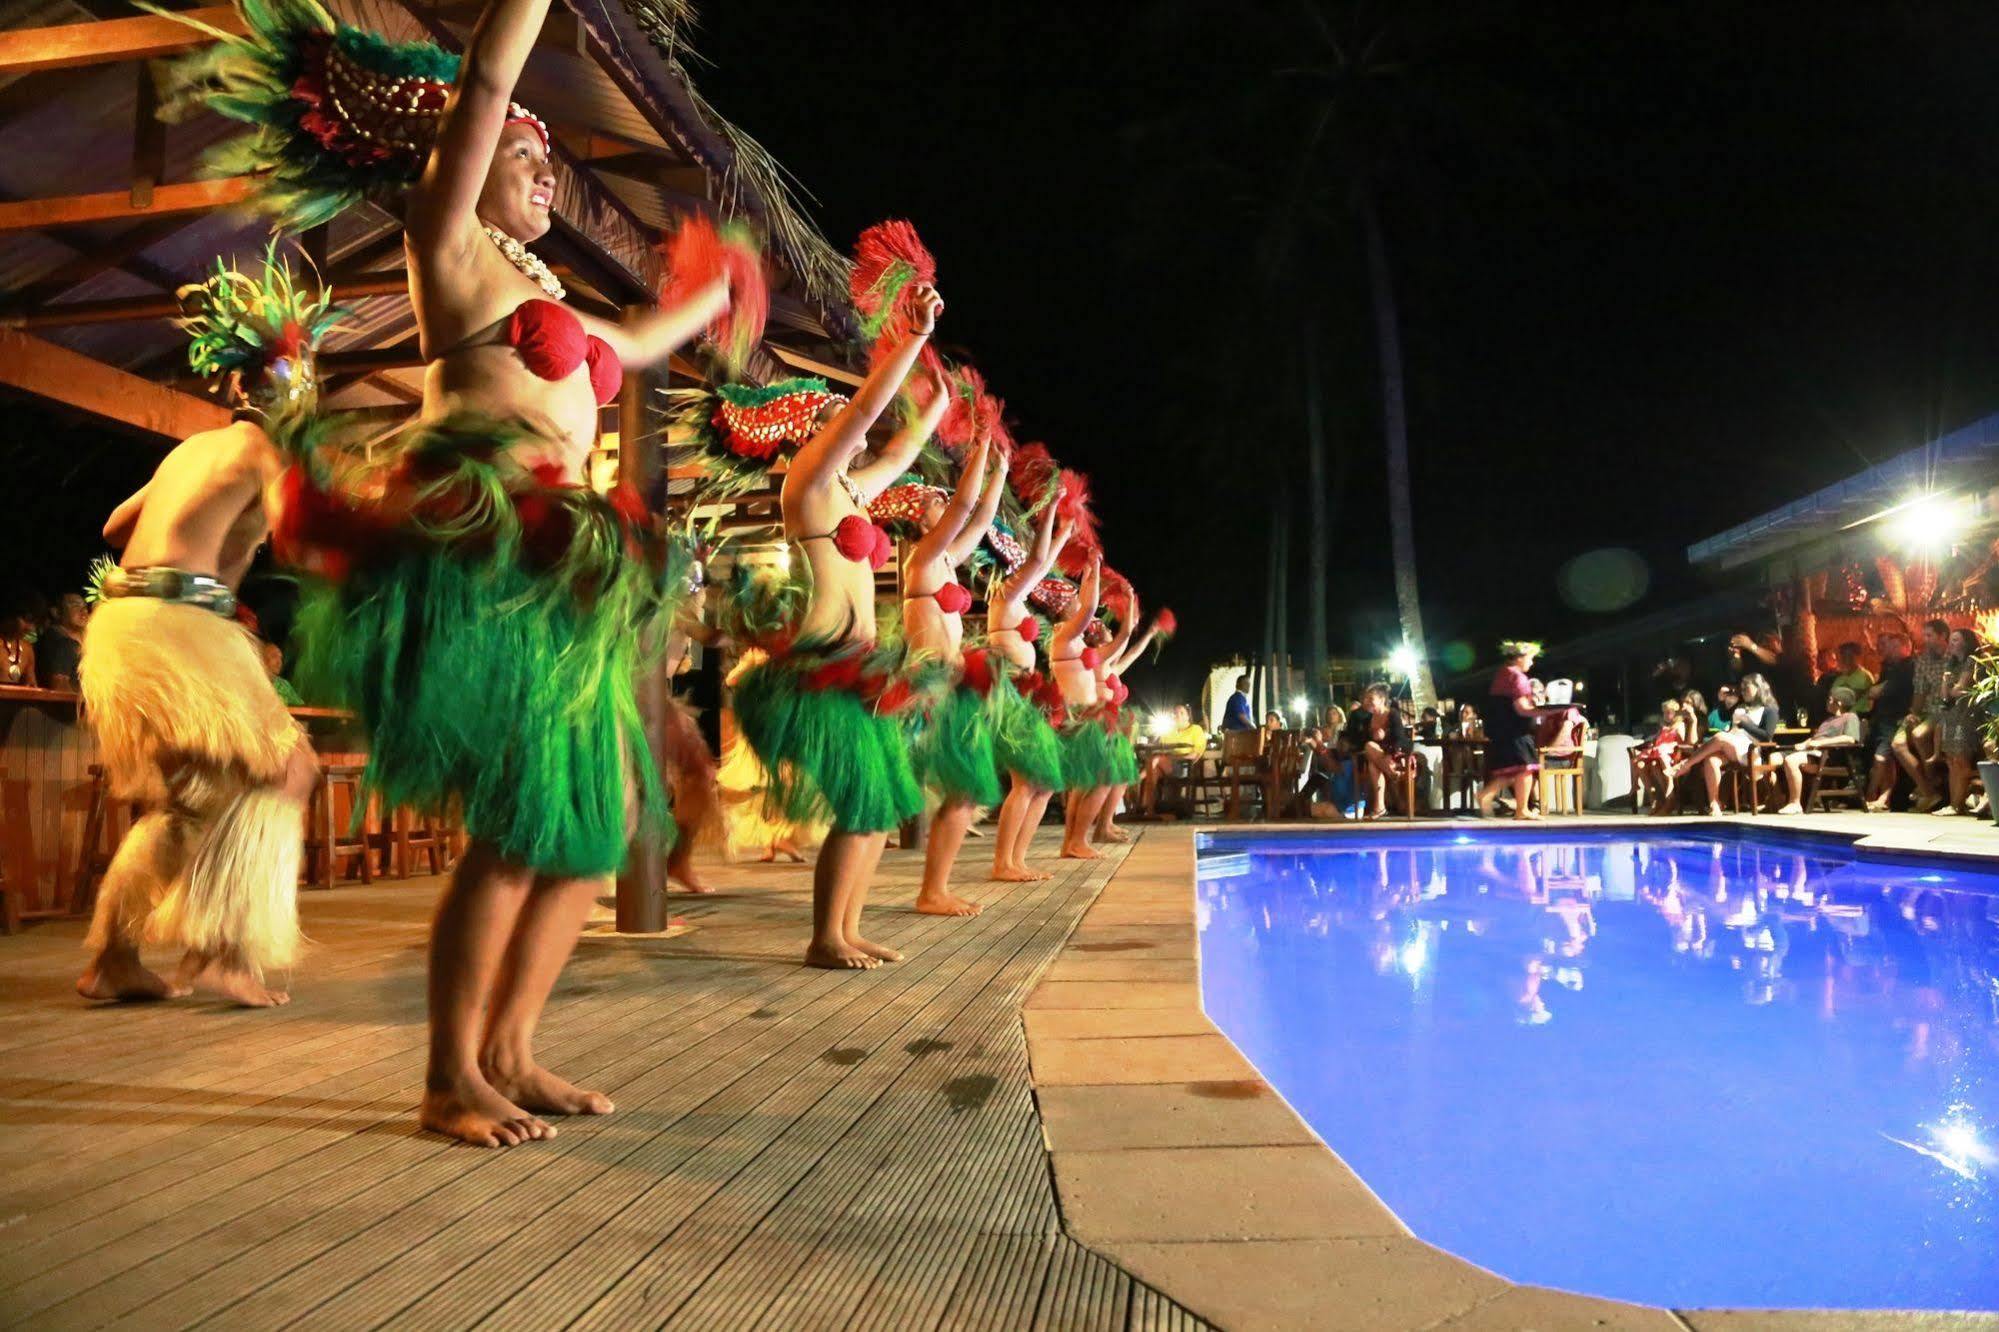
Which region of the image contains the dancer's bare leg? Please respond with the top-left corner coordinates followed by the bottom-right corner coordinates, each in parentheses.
top-left (846, 831), bottom-right (900, 962)
top-left (421, 841), bottom-right (550, 1147)
top-left (78, 812), bottom-right (188, 1003)
top-left (1063, 786), bottom-right (1111, 858)
top-left (1511, 772), bottom-right (1540, 820)
top-left (808, 828), bottom-right (878, 969)
top-left (1093, 787), bottom-right (1131, 842)
top-left (992, 778), bottom-right (1039, 881)
top-left (480, 873), bottom-right (611, 1116)
top-left (918, 798), bottom-right (983, 915)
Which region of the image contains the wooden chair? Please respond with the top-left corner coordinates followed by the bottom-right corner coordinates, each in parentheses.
top-left (1179, 750), bottom-right (1227, 818)
top-left (1803, 745), bottom-right (1867, 812)
top-left (1219, 729), bottom-right (1269, 820)
top-left (305, 764), bottom-right (375, 888)
top-left (71, 763), bottom-right (140, 918)
top-left (1538, 747), bottom-right (1586, 815)
top-left (1262, 730), bottom-right (1309, 817)
top-left (390, 807), bottom-right (453, 878)
top-left (1717, 743), bottom-right (1784, 814)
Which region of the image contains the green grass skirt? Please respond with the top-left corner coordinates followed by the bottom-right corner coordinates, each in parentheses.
top-left (911, 681), bottom-right (1005, 808)
top-left (1059, 717), bottom-right (1127, 790)
top-left (991, 668), bottom-right (1066, 792)
top-left (294, 545), bottom-right (668, 879)
top-left (732, 645), bottom-right (927, 835)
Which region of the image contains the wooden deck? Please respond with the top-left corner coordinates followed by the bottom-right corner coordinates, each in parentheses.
top-left (0, 832), bottom-right (1213, 1331)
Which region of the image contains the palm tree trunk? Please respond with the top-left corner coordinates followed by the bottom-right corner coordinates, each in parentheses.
top-left (1356, 179), bottom-right (1437, 708)
top-left (1303, 320), bottom-right (1330, 708)
top-left (1261, 506), bottom-right (1280, 720)
top-left (1273, 505), bottom-right (1291, 720)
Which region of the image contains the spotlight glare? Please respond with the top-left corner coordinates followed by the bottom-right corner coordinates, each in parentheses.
top-left (1885, 493), bottom-right (1969, 551)
top-left (1386, 644), bottom-right (1420, 678)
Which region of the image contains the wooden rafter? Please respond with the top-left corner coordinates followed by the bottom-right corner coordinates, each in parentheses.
top-left (0, 7), bottom-right (244, 76)
top-left (1, 215), bottom-right (197, 311)
top-left (3, 266), bottom-right (585, 328)
top-left (0, 176), bottom-right (254, 233)
top-left (0, 328), bottom-right (230, 439)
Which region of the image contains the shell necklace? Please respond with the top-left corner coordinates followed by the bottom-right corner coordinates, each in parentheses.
top-left (2, 636), bottom-right (24, 683)
top-left (484, 224), bottom-right (565, 300)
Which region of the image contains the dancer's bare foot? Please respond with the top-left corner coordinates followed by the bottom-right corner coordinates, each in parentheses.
top-left (914, 890), bottom-right (983, 917)
top-left (671, 874), bottom-right (717, 894)
top-left (990, 864), bottom-right (1039, 882)
top-left (1513, 810), bottom-right (1544, 822)
top-left (77, 951), bottom-right (185, 1003)
top-left (849, 933), bottom-right (904, 963)
top-left (806, 939), bottom-right (879, 969)
top-left (1097, 827), bottom-right (1131, 844)
top-left (420, 1075), bottom-right (552, 1147)
top-left (483, 1056), bottom-right (614, 1116)
top-left (1060, 843), bottom-right (1101, 860)
top-left (177, 954), bottom-right (288, 1007)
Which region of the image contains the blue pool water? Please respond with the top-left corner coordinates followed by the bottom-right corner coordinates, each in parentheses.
top-left (1195, 829), bottom-right (1999, 1311)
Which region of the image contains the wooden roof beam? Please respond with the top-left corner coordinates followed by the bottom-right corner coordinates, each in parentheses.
top-left (0, 176), bottom-right (255, 233)
top-left (0, 7), bottom-right (244, 76)
top-left (0, 327), bottom-right (230, 439)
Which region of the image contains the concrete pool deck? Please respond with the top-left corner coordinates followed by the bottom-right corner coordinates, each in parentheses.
top-left (1025, 814), bottom-right (1999, 1331)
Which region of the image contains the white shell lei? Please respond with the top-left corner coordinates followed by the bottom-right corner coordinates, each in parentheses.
top-left (484, 224), bottom-right (565, 300)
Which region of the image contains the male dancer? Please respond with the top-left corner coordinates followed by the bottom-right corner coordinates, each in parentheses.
top-left (76, 253), bottom-right (327, 1006)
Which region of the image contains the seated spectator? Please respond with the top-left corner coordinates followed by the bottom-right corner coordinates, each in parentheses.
top-left (1, 596), bottom-right (37, 687)
top-left (1705, 684), bottom-right (1739, 734)
top-left (1634, 698), bottom-right (1692, 814)
top-left (1828, 641), bottom-right (1874, 720)
top-left (1347, 682), bottom-right (1416, 818)
top-left (1528, 679), bottom-right (1585, 753)
top-left (1221, 675), bottom-right (1255, 731)
top-left (1417, 707), bottom-right (1442, 742)
top-left (1293, 726), bottom-right (1350, 819)
top-left (1140, 705), bottom-right (1208, 818)
top-left (262, 640), bottom-right (305, 707)
top-left (1672, 674), bottom-right (1782, 814)
top-left (36, 591), bottom-right (87, 692)
top-left (1456, 701), bottom-right (1483, 739)
top-left (1262, 710), bottom-right (1287, 738)
top-left (1775, 685), bottom-right (1863, 813)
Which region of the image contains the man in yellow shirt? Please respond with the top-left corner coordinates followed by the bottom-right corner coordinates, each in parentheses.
top-left (1141, 705), bottom-right (1210, 817)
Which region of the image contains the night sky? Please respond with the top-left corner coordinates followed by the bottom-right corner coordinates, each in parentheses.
top-left (696, 1), bottom-right (1999, 697)
top-left (12, 2), bottom-right (1999, 706)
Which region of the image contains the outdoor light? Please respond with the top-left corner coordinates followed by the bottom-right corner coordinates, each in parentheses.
top-left (1289, 695), bottom-right (1309, 718)
top-left (1148, 712), bottom-right (1174, 738)
top-left (1884, 492), bottom-right (1969, 551)
top-left (1387, 644), bottom-right (1420, 678)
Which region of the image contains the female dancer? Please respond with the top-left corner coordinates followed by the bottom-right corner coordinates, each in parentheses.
top-left (1051, 559), bottom-right (1118, 858)
top-left (732, 288), bottom-right (949, 969)
top-left (987, 503), bottom-right (1073, 881)
top-left (1089, 606), bottom-right (1158, 842)
top-left (191, 0), bottom-right (739, 1146)
top-left (1477, 642), bottom-right (1547, 819)
top-left (904, 439), bottom-right (1008, 916)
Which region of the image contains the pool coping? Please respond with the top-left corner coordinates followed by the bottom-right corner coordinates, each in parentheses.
top-left (1022, 823), bottom-right (1999, 1331)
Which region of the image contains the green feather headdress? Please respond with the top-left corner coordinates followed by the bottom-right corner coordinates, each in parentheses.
top-left (177, 240), bottom-right (345, 409)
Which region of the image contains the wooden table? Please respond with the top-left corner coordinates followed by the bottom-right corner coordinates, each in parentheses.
top-left (1, 686), bottom-right (359, 923)
top-left (1439, 736), bottom-right (1486, 810)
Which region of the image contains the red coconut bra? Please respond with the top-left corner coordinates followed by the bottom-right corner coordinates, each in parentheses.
top-left (910, 582), bottom-right (973, 615)
top-left (506, 299), bottom-right (621, 406)
top-left (802, 513), bottom-right (895, 571)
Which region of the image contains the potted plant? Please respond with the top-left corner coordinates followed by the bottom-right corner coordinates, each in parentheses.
top-left (1963, 646), bottom-right (1999, 825)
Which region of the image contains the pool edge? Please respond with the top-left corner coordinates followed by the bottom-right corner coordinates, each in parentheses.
top-left (1022, 824), bottom-right (1999, 1332)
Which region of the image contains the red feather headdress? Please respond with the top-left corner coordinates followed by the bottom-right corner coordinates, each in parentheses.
top-left (1052, 470), bottom-right (1102, 576)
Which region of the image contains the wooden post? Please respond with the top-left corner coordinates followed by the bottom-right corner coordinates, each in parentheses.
top-left (615, 306), bottom-right (670, 933)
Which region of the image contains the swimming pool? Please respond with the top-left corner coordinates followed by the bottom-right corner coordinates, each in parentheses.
top-left (1195, 828), bottom-right (1999, 1312)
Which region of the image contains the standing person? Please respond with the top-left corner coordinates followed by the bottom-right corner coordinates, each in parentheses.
top-left (987, 503), bottom-right (1074, 881)
top-left (1933, 628), bottom-right (1985, 816)
top-left (733, 296), bottom-right (950, 970)
top-left (1221, 675), bottom-right (1255, 731)
top-left (75, 250), bottom-right (330, 1008)
top-left (1864, 631), bottom-right (1919, 810)
top-left (1671, 674), bottom-right (1782, 814)
top-left (188, 0), bottom-right (744, 1145)
top-left (37, 592), bottom-right (87, 691)
top-left (1775, 686), bottom-right (1863, 813)
top-left (1052, 559), bottom-right (1118, 858)
top-left (903, 439), bottom-right (1009, 917)
top-left (1477, 642), bottom-right (1550, 820)
top-left (1899, 619), bottom-right (1952, 812)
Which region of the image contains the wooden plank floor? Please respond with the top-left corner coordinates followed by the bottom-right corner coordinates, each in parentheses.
top-left (0, 831), bottom-right (1214, 1331)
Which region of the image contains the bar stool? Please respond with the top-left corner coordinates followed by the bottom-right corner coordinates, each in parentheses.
top-left (73, 763), bottom-right (140, 917)
top-left (391, 807), bottom-right (452, 878)
top-left (305, 764), bottom-right (374, 888)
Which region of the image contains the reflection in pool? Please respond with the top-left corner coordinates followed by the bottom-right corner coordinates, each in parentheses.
top-left (1195, 829), bottom-right (1999, 1311)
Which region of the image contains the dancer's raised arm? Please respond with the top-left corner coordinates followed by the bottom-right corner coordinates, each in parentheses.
top-left (946, 445), bottom-right (1008, 567)
top-left (1000, 503), bottom-right (1073, 607)
top-left (1110, 619), bottom-right (1160, 674)
top-left (408, 0), bottom-right (552, 243)
top-left (791, 286), bottom-right (942, 493)
top-left (911, 438), bottom-right (989, 567)
top-left (851, 359), bottom-right (951, 500)
top-left (1055, 557), bottom-right (1102, 648)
